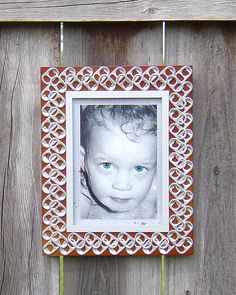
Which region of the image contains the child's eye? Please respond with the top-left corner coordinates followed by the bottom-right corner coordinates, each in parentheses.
top-left (134, 166), bottom-right (147, 173)
top-left (100, 162), bottom-right (112, 169)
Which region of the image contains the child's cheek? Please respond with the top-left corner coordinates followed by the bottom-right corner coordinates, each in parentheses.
top-left (135, 175), bottom-right (154, 192)
top-left (93, 169), bottom-right (113, 186)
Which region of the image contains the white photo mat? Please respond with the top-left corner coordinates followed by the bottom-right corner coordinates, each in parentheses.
top-left (66, 91), bottom-right (169, 232)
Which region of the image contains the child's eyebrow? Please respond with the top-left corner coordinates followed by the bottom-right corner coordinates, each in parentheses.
top-left (93, 155), bottom-right (112, 161)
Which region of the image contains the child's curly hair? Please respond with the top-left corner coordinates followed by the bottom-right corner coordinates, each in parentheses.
top-left (81, 105), bottom-right (157, 150)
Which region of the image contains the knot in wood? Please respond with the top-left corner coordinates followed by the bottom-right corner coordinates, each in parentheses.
top-left (213, 166), bottom-right (220, 175)
top-left (145, 7), bottom-right (159, 15)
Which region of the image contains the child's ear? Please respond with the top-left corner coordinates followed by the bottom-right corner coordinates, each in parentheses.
top-left (80, 145), bottom-right (86, 171)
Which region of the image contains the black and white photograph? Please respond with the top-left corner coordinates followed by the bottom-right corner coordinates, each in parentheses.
top-left (66, 91), bottom-right (169, 232)
top-left (80, 104), bottom-right (158, 220)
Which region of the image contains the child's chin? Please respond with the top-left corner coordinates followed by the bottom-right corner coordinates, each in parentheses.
top-left (105, 204), bottom-right (137, 213)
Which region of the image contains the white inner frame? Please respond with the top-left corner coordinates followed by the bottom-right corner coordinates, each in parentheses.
top-left (66, 90), bottom-right (169, 232)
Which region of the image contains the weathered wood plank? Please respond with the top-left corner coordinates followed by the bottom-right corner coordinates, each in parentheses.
top-left (65, 256), bottom-right (162, 295)
top-left (0, 23), bottom-right (60, 295)
top-left (63, 22), bottom-right (163, 295)
top-left (165, 23), bottom-right (236, 295)
top-left (63, 22), bottom-right (163, 66)
top-left (0, 0), bottom-right (236, 22)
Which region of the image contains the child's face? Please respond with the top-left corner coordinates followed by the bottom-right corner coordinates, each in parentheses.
top-left (84, 124), bottom-right (157, 213)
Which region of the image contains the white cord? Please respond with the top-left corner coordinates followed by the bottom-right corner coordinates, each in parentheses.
top-left (162, 21), bottom-right (166, 65)
top-left (60, 22), bottom-right (64, 66)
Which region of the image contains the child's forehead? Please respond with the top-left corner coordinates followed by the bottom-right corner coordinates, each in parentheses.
top-left (88, 123), bottom-right (156, 144)
top-left (89, 113), bottom-right (154, 130)
top-left (86, 125), bottom-right (157, 165)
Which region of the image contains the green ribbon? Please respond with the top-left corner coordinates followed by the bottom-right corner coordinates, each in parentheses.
top-left (60, 256), bottom-right (64, 295)
top-left (161, 255), bottom-right (165, 295)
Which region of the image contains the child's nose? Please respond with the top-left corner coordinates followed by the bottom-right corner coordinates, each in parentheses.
top-left (112, 171), bottom-right (132, 191)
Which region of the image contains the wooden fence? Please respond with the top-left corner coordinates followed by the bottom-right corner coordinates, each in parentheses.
top-left (0, 14), bottom-right (236, 295)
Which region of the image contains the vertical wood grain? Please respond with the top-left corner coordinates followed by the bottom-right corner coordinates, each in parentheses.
top-left (63, 23), bottom-right (163, 66)
top-left (165, 23), bottom-right (236, 295)
top-left (0, 24), bottom-right (60, 295)
top-left (63, 22), bottom-right (163, 295)
top-left (1, 21), bottom-right (235, 295)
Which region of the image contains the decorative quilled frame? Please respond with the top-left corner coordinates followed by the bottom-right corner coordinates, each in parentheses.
top-left (41, 66), bottom-right (193, 256)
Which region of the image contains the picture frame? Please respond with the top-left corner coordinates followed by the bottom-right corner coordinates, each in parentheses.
top-left (41, 66), bottom-right (193, 256)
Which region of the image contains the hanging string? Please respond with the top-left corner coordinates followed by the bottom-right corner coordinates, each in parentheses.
top-left (60, 22), bottom-right (64, 67)
top-left (59, 21), bottom-right (64, 295)
top-left (162, 21), bottom-right (166, 65)
top-left (161, 21), bottom-right (166, 295)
